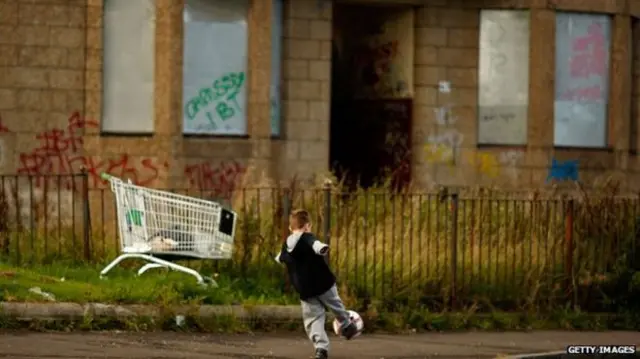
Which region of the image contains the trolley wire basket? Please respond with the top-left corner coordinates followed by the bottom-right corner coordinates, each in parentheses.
top-left (99, 173), bottom-right (237, 286)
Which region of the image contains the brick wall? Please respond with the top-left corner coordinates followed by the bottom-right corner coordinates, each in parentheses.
top-left (277, 0), bottom-right (332, 183)
top-left (0, 0), bottom-right (87, 173)
top-left (410, 1), bottom-right (639, 191)
top-left (0, 0), bottom-right (90, 224)
top-left (0, 0), bottom-right (273, 197)
top-left (0, 0), bottom-right (640, 203)
top-left (413, 6), bottom-right (484, 188)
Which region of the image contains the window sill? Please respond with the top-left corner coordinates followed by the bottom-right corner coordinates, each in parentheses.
top-left (100, 132), bottom-right (154, 137)
top-left (553, 146), bottom-right (614, 153)
top-left (476, 143), bottom-right (527, 149)
top-left (183, 134), bottom-right (250, 139)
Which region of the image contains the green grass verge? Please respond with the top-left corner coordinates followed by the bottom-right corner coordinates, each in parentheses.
top-left (0, 262), bottom-right (297, 306)
top-left (0, 309), bottom-right (638, 333)
top-left (1, 263), bottom-right (639, 333)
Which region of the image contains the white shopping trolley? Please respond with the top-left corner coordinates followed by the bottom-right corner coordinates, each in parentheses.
top-left (99, 173), bottom-right (237, 286)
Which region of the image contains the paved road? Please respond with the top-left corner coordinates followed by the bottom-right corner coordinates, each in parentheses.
top-left (0, 331), bottom-right (638, 358)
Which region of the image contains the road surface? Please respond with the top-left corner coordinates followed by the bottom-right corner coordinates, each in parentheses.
top-left (0, 331), bottom-right (638, 358)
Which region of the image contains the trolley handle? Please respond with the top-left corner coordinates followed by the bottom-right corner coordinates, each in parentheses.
top-left (100, 173), bottom-right (114, 181)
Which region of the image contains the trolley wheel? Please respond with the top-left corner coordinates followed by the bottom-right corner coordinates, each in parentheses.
top-left (202, 276), bottom-right (218, 287)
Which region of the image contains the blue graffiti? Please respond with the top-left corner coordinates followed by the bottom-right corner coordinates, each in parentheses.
top-left (547, 158), bottom-right (579, 182)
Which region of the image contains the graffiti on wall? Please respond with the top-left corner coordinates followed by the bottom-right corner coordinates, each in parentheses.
top-left (184, 72), bottom-right (245, 133)
top-left (558, 22), bottom-right (607, 102)
top-left (184, 160), bottom-right (246, 200)
top-left (466, 150), bottom-right (524, 179)
top-left (0, 115), bottom-right (9, 134)
top-left (0, 109), bottom-right (252, 203)
top-left (16, 112), bottom-right (168, 189)
top-left (554, 15), bottom-right (610, 148)
top-left (423, 101), bottom-right (523, 180)
top-left (356, 40), bottom-right (398, 94)
top-left (424, 105), bottom-right (463, 165)
top-left (547, 158), bottom-right (579, 182)
top-left (498, 150), bottom-right (524, 179)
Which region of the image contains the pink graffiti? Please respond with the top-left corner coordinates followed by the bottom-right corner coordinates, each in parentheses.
top-left (560, 84), bottom-right (603, 102)
top-left (559, 22), bottom-right (608, 102)
top-left (184, 160), bottom-right (246, 200)
top-left (560, 23), bottom-right (607, 102)
top-left (569, 23), bottom-right (607, 79)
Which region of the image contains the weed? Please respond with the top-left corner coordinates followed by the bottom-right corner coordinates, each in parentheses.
top-left (0, 306), bottom-right (635, 333)
top-left (0, 176), bottom-right (638, 317)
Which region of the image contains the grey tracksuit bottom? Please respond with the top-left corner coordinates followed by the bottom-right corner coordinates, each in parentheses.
top-left (300, 285), bottom-right (350, 352)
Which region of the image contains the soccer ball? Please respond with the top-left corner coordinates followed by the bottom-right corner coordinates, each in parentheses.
top-left (332, 310), bottom-right (364, 338)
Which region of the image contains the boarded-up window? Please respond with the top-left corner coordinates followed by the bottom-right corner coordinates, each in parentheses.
top-left (102, 0), bottom-right (155, 133)
top-left (478, 10), bottom-right (530, 145)
top-left (271, 0), bottom-right (282, 136)
top-left (182, 0), bottom-right (249, 135)
top-left (554, 13), bottom-right (611, 148)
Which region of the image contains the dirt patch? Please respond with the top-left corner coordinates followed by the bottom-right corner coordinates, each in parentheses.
top-left (0, 271), bottom-right (15, 279)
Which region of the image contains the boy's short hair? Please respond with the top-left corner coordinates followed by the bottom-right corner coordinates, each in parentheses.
top-left (289, 209), bottom-right (311, 229)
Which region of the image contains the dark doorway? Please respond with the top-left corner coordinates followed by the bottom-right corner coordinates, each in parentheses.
top-left (329, 3), bottom-right (413, 190)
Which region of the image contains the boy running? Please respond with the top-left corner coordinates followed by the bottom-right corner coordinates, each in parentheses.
top-left (275, 209), bottom-right (358, 359)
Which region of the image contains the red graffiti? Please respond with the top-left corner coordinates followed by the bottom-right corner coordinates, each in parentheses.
top-left (83, 155), bottom-right (168, 188)
top-left (561, 23), bottom-right (607, 102)
top-left (354, 41), bottom-right (398, 67)
top-left (184, 160), bottom-right (246, 200)
top-left (17, 111), bottom-right (165, 189)
top-left (354, 41), bottom-right (398, 87)
top-left (569, 23), bottom-right (607, 79)
top-left (0, 115), bottom-right (10, 133)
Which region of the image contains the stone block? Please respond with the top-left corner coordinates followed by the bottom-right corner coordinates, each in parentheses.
top-left (287, 39), bottom-right (321, 59)
top-left (416, 27), bottom-right (448, 46)
top-left (49, 69), bottom-right (84, 90)
top-left (309, 20), bottom-right (331, 40)
top-left (309, 60), bottom-right (330, 80)
top-left (286, 80), bottom-right (322, 100)
top-left (284, 59), bottom-right (309, 80)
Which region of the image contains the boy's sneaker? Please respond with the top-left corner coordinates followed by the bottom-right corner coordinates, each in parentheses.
top-left (314, 348), bottom-right (328, 359)
top-left (340, 321), bottom-right (358, 340)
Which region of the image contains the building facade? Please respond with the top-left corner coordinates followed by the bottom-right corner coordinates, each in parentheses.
top-left (0, 0), bottom-right (639, 196)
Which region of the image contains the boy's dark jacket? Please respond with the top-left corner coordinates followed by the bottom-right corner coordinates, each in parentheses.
top-left (276, 232), bottom-right (335, 300)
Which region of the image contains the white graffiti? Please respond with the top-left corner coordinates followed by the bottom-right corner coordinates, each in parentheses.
top-left (499, 150), bottom-right (524, 166)
top-left (434, 105), bottom-right (457, 126)
top-left (424, 130), bottom-right (464, 163)
top-left (499, 150), bottom-right (524, 179)
top-left (425, 101), bottom-right (463, 164)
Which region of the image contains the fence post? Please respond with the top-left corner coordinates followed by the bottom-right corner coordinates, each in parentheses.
top-left (282, 188), bottom-right (291, 233)
top-left (323, 179), bottom-right (332, 265)
top-left (281, 188), bottom-right (291, 292)
top-left (450, 191), bottom-right (459, 309)
top-left (81, 169), bottom-right (91, 262)
top-left (0, 175), bottom-right (8, 257)
top-left (564, 196), bottom-right (575, 303)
